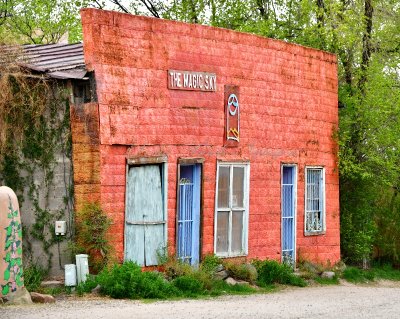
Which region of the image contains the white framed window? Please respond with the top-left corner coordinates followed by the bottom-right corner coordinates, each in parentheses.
top-left (214, 162), bottom-right (250, 256)
top-left (305, 167), bottom-right (325, 235)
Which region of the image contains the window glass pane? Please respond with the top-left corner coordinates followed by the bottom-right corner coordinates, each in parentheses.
top-left (305, 168), bottom-right (323, 232)
top-left (282, 184), bottom-right (293, 217)
top-left (216, 211), bottom-right (229, 253)
top-left (231, 210), bottom-right (243, 253)
top-left (218, 166), bottom-right (230, 208)
top-left (232, 167), bottom-right (244, 207)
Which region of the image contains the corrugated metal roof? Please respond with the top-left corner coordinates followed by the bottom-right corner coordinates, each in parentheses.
top-left (20, 43), bottom-right (87, 79)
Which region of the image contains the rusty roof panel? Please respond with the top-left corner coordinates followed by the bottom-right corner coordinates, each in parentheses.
top-left (20, 43), bottom-right (87, 79)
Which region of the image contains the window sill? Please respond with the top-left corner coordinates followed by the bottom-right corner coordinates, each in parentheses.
top-left (215, 253), bottom-right (248, 258)
top-left (304, 230), bottom-right (326, 236)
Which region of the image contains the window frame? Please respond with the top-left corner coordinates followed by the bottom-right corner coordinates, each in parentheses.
top-left (304, 166), bottom-right (326, 236)
top-left (214, 161), bottom-right (250, 257)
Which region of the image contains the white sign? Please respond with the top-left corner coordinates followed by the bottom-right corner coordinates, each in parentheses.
top-left (168, 70), bottom-right (217, 92)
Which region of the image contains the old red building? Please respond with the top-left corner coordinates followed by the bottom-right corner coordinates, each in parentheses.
top-left (72, 8), bottom-right (340, 267)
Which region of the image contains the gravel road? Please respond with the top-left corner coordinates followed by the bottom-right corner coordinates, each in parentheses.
top-left (2, 281), bottom-right (400, 319)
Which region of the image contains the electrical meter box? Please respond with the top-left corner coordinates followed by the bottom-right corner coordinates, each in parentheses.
top-left (55, 220), bottom-right (66, 235)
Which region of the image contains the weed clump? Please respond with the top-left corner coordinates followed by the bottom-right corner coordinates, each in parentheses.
top-left (252, 259), bottom-right (307, 287)
top-left (342, 266), bottom-right (375, 283)
top-left (23, 263), bottom-right (47, 292)
top-left (225, 262), bottom-right (258, 283)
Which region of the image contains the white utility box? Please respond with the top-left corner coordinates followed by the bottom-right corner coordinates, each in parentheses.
top-left (55, 221), bottom-right (66, 235)
top-left (65, 264), bottom-right (77, 287)
top-left (76, 254), bottom-right (89, 284)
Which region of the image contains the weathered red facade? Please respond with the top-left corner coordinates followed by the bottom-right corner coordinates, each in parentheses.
top-left (75, 8), bottom-right (340, 265)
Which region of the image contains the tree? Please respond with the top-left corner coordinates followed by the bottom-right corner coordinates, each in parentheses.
top-left (0, 0), bottom-right (92, 44)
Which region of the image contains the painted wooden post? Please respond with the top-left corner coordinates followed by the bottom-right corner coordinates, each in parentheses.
top-left (0, 186), bottom-right (31, 303)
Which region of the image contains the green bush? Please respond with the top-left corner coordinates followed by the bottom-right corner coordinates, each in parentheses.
top-left (96, 261), bottom-right (179, 299)
top-left (76, 275), bottom-right (98, 296)
top-left (252, 259), bottom-right (307, 287)
top-left (23, 263), bottom-right (47, 292)
top-left (137, 271), bottom-right (179, 299)
top-left (73, 202), bottom-right (113, 273)
top-left (172, 275), bottom-right (205, 295)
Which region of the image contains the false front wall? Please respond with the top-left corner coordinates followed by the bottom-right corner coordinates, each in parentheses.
top-left (76, 8), bottom-right (340, 265)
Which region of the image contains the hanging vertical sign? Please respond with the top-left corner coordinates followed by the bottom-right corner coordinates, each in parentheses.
top-left (224, 85), bottom-right (240, 147)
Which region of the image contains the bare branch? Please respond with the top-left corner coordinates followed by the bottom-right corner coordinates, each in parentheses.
top-left (93, 0), bottom-right (105, 9)
top-left (110, 0), bottom-right (130, 13)
top-left (140, 0), bottom-right (161, 18)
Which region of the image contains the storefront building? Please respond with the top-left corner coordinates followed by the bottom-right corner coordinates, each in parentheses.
top-left (72, 8), bottom-right (340, 267)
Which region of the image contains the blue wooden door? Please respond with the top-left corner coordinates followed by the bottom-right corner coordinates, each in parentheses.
top-left (282, 165), bottom-right (296, 265)
top-left (177, 164), bottom-right (201, 265)
top-left (125, 165), bottom-right (166, 266)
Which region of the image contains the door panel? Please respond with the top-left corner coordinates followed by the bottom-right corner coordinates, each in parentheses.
top-left (124, 224), bottom-right (145, 266)
top-left (125, 165), bottom-right (165, 266)
top-left (281, 165), bottom-right (296, 265)
top-left (177, 164), bottom-right (201, 265)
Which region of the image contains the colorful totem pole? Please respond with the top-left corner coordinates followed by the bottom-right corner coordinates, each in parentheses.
top-left (0, 186), bottom-right (31, 304)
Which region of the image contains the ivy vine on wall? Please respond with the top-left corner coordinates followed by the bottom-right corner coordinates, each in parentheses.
top-left (0, 47), bottom-right (73, 270)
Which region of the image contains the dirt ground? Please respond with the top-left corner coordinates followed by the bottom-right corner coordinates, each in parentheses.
top-left (2, 281), bottom-right (400, 319)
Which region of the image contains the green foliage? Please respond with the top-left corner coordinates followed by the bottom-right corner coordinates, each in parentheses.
top-left (92, 258), bottom-right (260, 300)
top-left (24, 263), bottom-right (47, 292)
top-left (84, 261), bottom-right (400, 300)
top-left (343, 265), bottom-right (400, 283)
top-left (253, 259), bottom-right (307, 287)
top-left (314, 276), bottom-right (339, 285)
top-left (72, 202), bottom-right (113, 273)
top-left (209, 279), bottom-right (257, 296)
top-left (96, 262), bottom-right (179, 299)
top-left (340, 179), bottom-right (377, 265)
top-left (374, 190), bottom-right (400, 263)
top-left (199, 254), bottom-right (222, 274)
top-left (76, 275), bottom-right (99, 296)
top-left (369, 265), bottom-right (400, 282)
top-left (0, 0), bottom-right (94, 44)
top-left (164, 258), bottom-right (195, 280)
top-left (172, 275), bottom-right (205, 296)
top-left (342, 266), bottom-right (375, 283)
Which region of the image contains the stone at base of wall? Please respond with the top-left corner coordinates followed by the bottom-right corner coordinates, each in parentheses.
top-left (1, 288), bottom-right (32, 305)
top-left (30, 292), bottom-right (56, 303)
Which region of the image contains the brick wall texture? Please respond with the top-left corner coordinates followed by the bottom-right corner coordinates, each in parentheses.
top-left (78, 8), bottom-right (340, 265)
